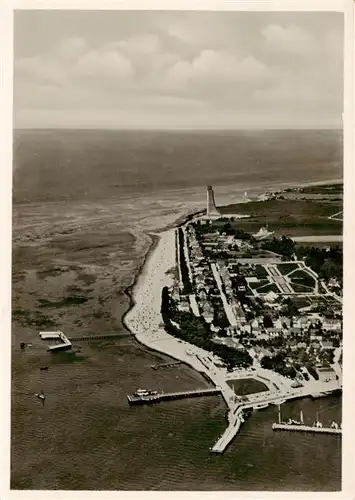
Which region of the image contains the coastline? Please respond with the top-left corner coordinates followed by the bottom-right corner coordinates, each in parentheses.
top-left (121, 175), bottom-right (343, 355)
top-left (121, 208), bottom-right (204, 336)
top-left (120, 177), bottom-right (342, 453)
top-left (122, 226), bottom-right (210, 373)
top-left (11, 129), bottom-right (344, 490)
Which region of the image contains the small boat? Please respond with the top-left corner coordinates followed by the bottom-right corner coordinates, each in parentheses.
top-left (253, 403), bottom-right (269, 410)
top-left (40, 366), bottom-right (49, 371)
top-left (134, 389), bottom-right (159, 398)
top-left (287, 418), bottom-right (301, 425)
top-left (35, 390), bottom-right (46, 404)
top-left (135, 388), bottom-right (149, 396)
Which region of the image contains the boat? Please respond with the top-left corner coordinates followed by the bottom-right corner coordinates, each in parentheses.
top-left (311, 392), bottom-right (330, 399)
top-left (287, 418), bottom-right (301, 425)
top-left (35, 390), bottom-right (45, 403)
top-left (253, 402), bottom-right (269, 410)
top-left (134, 389), bottom-right (159, 397)
top-left (272, 399), bottom-right (286, 405)
top-left (241, 409), bottom-right (252, 420)
top-left (273, 405), bottom-right (342, 434)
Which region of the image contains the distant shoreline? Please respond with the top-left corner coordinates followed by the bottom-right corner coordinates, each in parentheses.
top-left (121, 209), bottom-right (205, 336)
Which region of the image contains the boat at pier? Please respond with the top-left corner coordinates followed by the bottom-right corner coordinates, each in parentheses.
top-left (253, 402), bottom-right (269, 410)
top-left (134, 388), bottom-right (160, 397)
top-left (127, 387), bottom-right (221, 406)
top-left (272, 406), bottom-right (341, 435)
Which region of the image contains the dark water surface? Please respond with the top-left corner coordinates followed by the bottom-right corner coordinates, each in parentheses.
top-left (12, 129), bottom-right (342, 490)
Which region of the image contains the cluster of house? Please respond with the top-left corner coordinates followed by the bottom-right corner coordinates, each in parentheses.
top-left (170, 222), bottom-right (343, 383)
top-left (197, 226), bottom-right (254, 256)
top-left (211, 308), bottom-right (342, 358)
top-left (174, 223), bottom-right (342, 335)
top-left (174, 226), bottom-right (218, 323)
top-left (327, 277), bottom-right (342, 296)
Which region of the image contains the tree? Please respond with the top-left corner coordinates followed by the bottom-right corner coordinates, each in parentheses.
top-left (263, 314), bottom-right (274, 329)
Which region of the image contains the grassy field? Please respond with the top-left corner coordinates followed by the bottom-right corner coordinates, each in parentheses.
top-left (296, 183), bottom-right (343, 195)
top-left (276, 263), bottom-right (299, 275)
top-left (249, 279), bottom-right (269, 289)
top-left (254, 264), bottom-right (268, 278)
top-left (220, 198), bottom-right (343, 237)
top-left (226, 378), bottom-right (268, 395)
top-left (289, 269), bottom-right (316, 287)
top-left (290, 297), bottom-right (312, 308)
top-left (290, 283), bottom-right (313, 293)
top-left (257, 283), bottom-right (279, 294)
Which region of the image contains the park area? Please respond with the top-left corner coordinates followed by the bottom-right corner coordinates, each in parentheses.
top-left (245, 261), bottom-right (317, 296)
top-left (227, 378), bottom-right (269, 396)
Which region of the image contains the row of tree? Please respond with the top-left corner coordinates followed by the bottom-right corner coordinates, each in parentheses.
top-left (295, 245), bottom-right (342, 282)
top-left (178, 228), bottom-right (192, 294)
top-left (161, 288), bottom-right (253, 370)
top-left (260, 352), bottom-right (297, 379)
top-left (260, 236), bottom-right (295, 259)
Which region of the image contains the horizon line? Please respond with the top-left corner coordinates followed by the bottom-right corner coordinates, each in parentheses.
top-left (13, 127), bottom-right (343, 132)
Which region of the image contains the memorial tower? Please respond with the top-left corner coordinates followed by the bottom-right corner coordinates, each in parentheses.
top-left (206, 185), bottom-right (221, 217)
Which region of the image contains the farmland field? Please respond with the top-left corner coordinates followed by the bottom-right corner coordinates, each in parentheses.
top-left (220, 198), bottom-right (343, 237)
top-left (289, 269), bottom-right (316, 288)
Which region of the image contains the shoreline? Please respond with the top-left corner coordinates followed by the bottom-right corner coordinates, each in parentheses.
top-left (121, 175), bottom-right (343, 352)
top-left (120, 180), bottom-right (342, 452)
top-left (121, 208), bottom-right (205, 337)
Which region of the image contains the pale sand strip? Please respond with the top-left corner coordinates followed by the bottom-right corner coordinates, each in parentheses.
top-left (123, 228), bottom-right (239, 411)
top-left (124, 228), bottom-right (223, 375)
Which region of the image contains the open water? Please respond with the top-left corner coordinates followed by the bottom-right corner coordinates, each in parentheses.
top-left (12, 129), bottom-right (342, 490)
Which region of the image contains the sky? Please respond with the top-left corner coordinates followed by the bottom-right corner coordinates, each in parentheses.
top-left (13, 10), bottom-right (344, 130)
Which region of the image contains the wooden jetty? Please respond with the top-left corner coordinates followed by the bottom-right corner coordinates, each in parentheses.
top-left (272, 406), bottom-right (341, 435)
top-left (39, 331), bottom-right (72, 351)
top-left (69, 333), bottom-right (131, 342)
top-left (272, 423), bottom-right (341, 434)
top-left (127, 387), bottom-right (221, 405)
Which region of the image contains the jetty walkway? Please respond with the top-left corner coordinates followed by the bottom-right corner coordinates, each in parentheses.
top-left (127, 387), bottom-right (221, 405)
top-left (69, 333), bottom-right (132, 342)
top-left (210, 382), bottom-right (341, 453)
top-left (272, 423), bottom-right (341, 434)
top-left (151, 361), bottom-right (182, 370)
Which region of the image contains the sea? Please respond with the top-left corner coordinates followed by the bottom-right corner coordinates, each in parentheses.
top-left (11, 129), bottom-right (342, 491)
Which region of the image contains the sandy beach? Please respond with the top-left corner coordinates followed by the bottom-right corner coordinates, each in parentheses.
top-left (124, 228), bottom-right (217, 374)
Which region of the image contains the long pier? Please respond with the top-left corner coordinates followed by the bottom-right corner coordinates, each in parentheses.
top-left (151, 361), bottom-right (182, 370)
top-left (211, 408), bottom-right (244, 453)
top-left (272, 423), bottom-right (341, 434)
top-left (127, 387), bottom-right (221, 405)
top-left (210, 385), bottom-right (341, 454)
top-left (69, 333), bottom-right (132, 342)
top-left (39, 331), bottom-right (72, 351)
